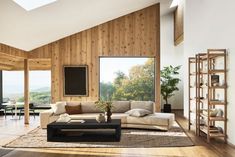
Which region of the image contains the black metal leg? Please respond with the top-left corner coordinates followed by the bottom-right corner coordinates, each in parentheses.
top-left (4, 109), bottom-right (6, 118)
top-left (19, 110), bottom-right (21, 120)
top-left (11, 109), bottom-right (13, 117)
top-left (33, 110), bottom-right (35, 119)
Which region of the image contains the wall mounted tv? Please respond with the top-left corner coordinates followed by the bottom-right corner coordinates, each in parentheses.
top-left (64, 65), bottom-right (88, 96)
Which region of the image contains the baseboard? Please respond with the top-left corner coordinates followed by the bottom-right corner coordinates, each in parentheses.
top-left (228, 141), bottom-right (235, 148)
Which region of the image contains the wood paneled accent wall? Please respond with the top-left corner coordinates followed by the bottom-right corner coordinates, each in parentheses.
top-left (0, 4), bottom-right (161, 111)
top-left (34, 4), bottom-right (160, 111)
top-left (56, 4), bottom-right (160, 110)
top-left (174, 0), bottom-right (184, 46)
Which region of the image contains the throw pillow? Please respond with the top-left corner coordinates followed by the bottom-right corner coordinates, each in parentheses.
top-left (65, 104), bottom-right (82, 115)
top-left (50, 101), bottom-right (66, 115)
top-left (125, 109), bottom-right (151, 117)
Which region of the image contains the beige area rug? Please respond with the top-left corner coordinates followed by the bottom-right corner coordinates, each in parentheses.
top-left (0, 148), bottom-right (13, 157)
top-left (3, 122), bottom-right (194, 148)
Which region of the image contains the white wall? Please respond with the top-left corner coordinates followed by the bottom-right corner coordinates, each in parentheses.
top-left (160, 13), bottom-right (184, 109)
top-left (184, 0), bottom-right (235, 145)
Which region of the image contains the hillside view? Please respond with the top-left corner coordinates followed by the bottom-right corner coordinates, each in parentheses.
top-left (100, 58), bottom-right (155, 101)
top-left (3, 71), bottom-right (51, 105)
top-left (3, 87), bottom-right (51, 105)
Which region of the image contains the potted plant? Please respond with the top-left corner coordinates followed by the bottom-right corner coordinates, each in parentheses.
top-left (160, 65), bottom-right (181, 113)
top-left (95, 99), bottom-right (113, 122)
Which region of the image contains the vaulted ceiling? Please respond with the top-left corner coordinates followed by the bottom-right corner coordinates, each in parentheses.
top-left (0, 0), bottom-right (173, 51)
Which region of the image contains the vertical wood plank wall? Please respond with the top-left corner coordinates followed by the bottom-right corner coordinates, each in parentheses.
top-left (12, 4), bottom-right (161, 111)
top-left (0, 43), bottom-right (27, 58)
top-left (174, 0), bottom-right (184, 46)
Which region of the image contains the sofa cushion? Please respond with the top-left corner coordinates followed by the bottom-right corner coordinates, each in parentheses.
top-left (130, 101), bottom-right (154, 113)
top-left (126, 114), bottom-right (169, 126)
top-left (81, 102), bottom-right (101, 113)
top-left (112, 101), bottom-right (130, 113)
top-left (126, 109), bottom-right (151, 117)
top-left (65, 103), bottom-right (82, 115)
top-left (50, 101), bottom-right (66, 115)
top-left (69, 113), bottom-right (128, 123)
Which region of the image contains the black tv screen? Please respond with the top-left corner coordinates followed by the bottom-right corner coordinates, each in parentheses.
top-left (64, 66), bottom-right (88, 96)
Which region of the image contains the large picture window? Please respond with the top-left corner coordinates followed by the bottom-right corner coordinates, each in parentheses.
top-left (99, 57), bottom-right (155, 101)
top-left (3, 71), bottom-right (51, 106)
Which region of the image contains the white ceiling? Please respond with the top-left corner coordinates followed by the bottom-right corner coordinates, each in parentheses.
top-left (0, 0), bottom-right (174, 51)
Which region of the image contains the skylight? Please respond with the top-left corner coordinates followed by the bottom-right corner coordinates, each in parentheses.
top-left (13, 0), bottom-right (57, 11)
top-left (170, 0), bottom-right (179, 8)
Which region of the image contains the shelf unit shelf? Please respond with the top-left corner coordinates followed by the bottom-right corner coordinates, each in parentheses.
top-left (209, 69), bottom-right (226, 74)
top-left (200, 127), bottom-right (225, 137)
top-left (200, 114), bottom-right (225, 121)
top-left (188, 57), bottom-right (196, 131)
top-left (188, 49), bottom-right (227, 143)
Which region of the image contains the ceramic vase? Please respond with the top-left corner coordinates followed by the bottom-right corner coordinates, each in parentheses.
top-left (105, 106), bottom-right (112, 122)
top-left (96, 113), bottom-right (105, 123)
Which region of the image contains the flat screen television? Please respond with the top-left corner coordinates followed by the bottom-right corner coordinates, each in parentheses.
top-left (64, 65), bottom-right (88, 96)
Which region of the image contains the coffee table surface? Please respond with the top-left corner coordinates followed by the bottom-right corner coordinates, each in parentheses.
top-left (48, 119), bottom-right (121, 127)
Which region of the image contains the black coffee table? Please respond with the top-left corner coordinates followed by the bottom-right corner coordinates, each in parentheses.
top-left (47, 119), bottom-right (121, 142)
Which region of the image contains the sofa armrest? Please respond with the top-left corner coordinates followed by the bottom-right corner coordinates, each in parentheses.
top-left (40, 109), bottom-right (54, 129)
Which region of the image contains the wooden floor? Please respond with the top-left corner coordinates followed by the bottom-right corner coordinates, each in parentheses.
top-left (0, 112), bottom-right (235, 157)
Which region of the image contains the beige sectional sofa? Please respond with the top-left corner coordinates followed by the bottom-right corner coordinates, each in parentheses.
top-left (40, 101), bottom-right (175, 130)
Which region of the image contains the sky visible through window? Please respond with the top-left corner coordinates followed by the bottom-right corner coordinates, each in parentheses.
top-left (100, 57), bottom-right (149, 83)
top-left (3, 71), bottom-right (51, 98)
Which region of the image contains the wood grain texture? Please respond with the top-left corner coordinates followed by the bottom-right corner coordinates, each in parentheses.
top-left (0, 4), bottom-right (160, 111)
top-left (29, 45), bottom-right (52, 59)
top-left (174, 0), bottom-right (184, 46)
top-left (0, 43), bottom-right (27, 58)
top-left (36, 4), bottom-right (160, 110)
top-left (0, 53), bottom-right (51, 71)
top-left (0, 45), bottom-right (51, 71)
top-left (24, 59), bottom-right (29, 124)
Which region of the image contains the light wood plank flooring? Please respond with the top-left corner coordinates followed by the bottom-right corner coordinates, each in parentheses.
top-left (0, 112), bottom-right (235, 157)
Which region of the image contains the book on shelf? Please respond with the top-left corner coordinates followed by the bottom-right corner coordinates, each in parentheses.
top-left (211, 75), bottom-right (219, 86)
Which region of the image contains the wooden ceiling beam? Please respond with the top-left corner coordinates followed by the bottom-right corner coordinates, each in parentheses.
top-left (0, 52), bottom-right (24, 61)
top-left (11, 59), bottom-right (51, 71)
top-left (0, 43), bottom-right (27, 58)
top-left (0, 63), bottom-right (13, 70)
top-left (0, 43), bottom-right (52, 71)
top-left (0, 57), bottom-right (19, 66)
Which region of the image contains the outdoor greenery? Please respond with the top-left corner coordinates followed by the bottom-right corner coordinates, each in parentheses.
top-left (160, 65), bottom-right (181, 104)
top-left (17, 91), bottom-right (51, 105)
top-left (95, 99), bottom-right (113, 112)
top-left (100, 58), bottom-right (155, 101)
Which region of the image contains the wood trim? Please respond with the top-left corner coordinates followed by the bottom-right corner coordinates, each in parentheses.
top-left (155, 4), bottom-right (160, 112)
top-left (24, 59), bottom-right (29, 124)
top-left (174, 34), bottom-right (184, 46)
top-left (174, 0), bottom-right (184, 46)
